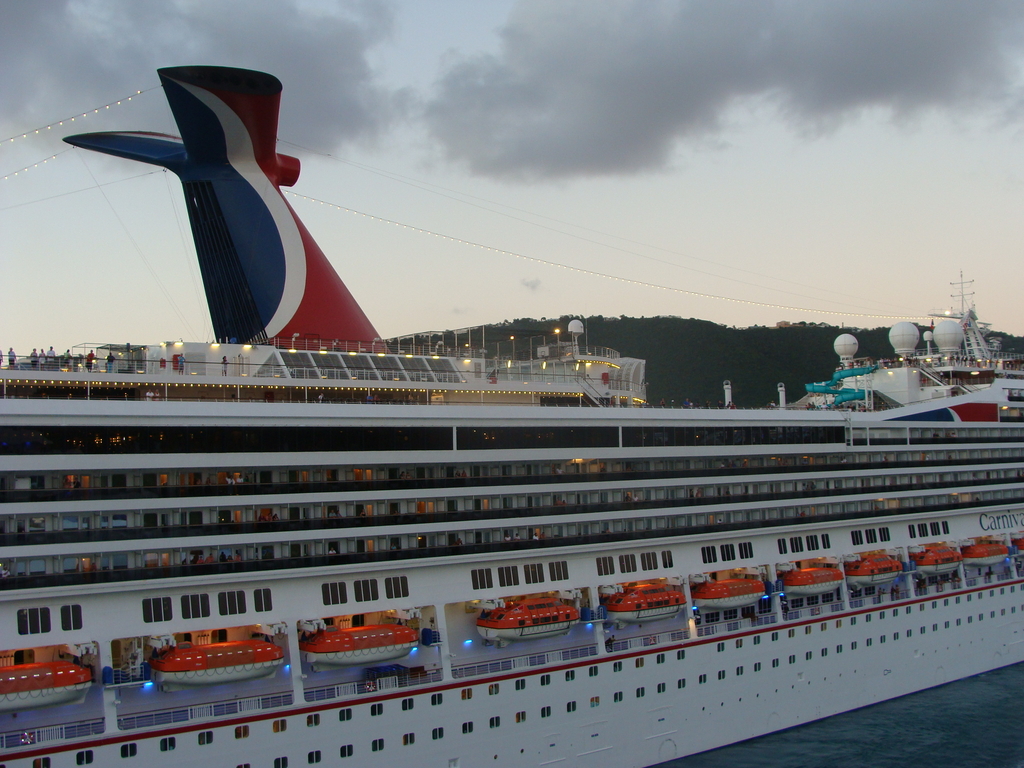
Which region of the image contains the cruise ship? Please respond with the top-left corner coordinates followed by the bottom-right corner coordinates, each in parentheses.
top-left (3, 66), bottom-right (1024, 768)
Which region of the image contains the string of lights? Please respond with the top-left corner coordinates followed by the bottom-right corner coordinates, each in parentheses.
top-left (2, 86), bottom-right (158, 146)
top-left (1, 149), bottom-right (71, 181)
top-left (285, 191), bottom-right (929, 322)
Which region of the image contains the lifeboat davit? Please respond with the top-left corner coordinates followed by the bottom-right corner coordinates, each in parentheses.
top-left (605, 584), bottom-right (686, 623)
top-left (690, 579), bottom-right (765, 610)
top-left (843, 555), bottom-right (903, 588)
top-left (476, 597), bottom-right (580, 647)
top-left (150, 640), bottom-right (283, 687)
top-left (909, 546), bottom-right (963, 574)
top-left (960, 543), bottom-right (1008, 568)
top-left (0, 661), bottom-right (91, 713)
top-left (300, 625), bottom-right (418, 669)
top-left (781, 567), bottom-right (844, 596)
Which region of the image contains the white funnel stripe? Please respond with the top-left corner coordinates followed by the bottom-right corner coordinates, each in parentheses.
top-left (177, 82), bottom-right (305, 338)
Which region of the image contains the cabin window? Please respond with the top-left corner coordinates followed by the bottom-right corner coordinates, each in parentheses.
top-left (516, 710), bottom-right (527, 722)
top-left (490, 716), bottom-right (501, 728)
top-left (354, 579), bottom-right (379, 602)
top-left (789, 537), bottom-right (804, 553)
top-left (339, 745), bottom-right (353, 757)
top-left (218, 590), bottom-right (246, 616)
top-left (322, 582), bottom-right (347, 605)
top-left (515, 679), bottom-right (526, 690)
top-left (181, 593), bottom-right (210, 620)
top-left (805, 535), bottom-right (819, 551)
top-left (121, 743), bottom-right (138, 757)
top-left (34, 759), bottom-right (51, 768)
top-left (565, 670), bottom-right (576, 681)
top-left (540, 674), bottom-right (551, 685)
top-left (640, 551), bottom-right (658, 570)
top-left (198, 731), bottom-right (213, 745)
top-left (720, 543), bottom-right (736, 561)
top-left (401, 698), bottom-right (414, 711)
top-left (567, 700), bottom-right (578, 711)
top-left (619, 553), bottom-right (637, 573)
top-left (777, 538), bottom-right (788, 555)
top-left (596, 556), bottom-right (615, 576)
top-left (17, 607), bottom-right (51, 635)
top-left (385, 576), bottom-right (409, 599)
top-left (274, 758), bottom-right (288, 768)
top-left (852, 530), bottom-right (864, 545)
top-left (338, 709), bottom-right (352, 721)
top-left (160, 737), bottom-right (176, 751)
top-left (700, 546), bottom-right (718, 564)
top-left (462, 722), bottom-right (474, 733)
top-left (432, 727), bottom-right (444, 740)
top-left (462, 688), bottom-right (473, 699)
top-left (307, 750), bottom-right (322, 763)
top-left (676, 650), bottom-right (686, 660)
top-left (497, 566), bottom-right (519, 588)
top-left (489, 683), bottom-right (500, 695)
top-left (235, 726), bottom-right (250, 738)
top-left (524, 563), bottom-right (545, 584)
top-left (635, 687), bottom-right (646, 698)
top-left (738, 542), bottom-right (754, 559)
top-left (542, 560), bottom-right (567, 582)
top-left (821, 533), bottom-right (831, 549)
top-left (661, 550), bottom-right (674, 568)
top-left (471, 568), bottom-right (493, 590)
top-left (307, 713), bottom-right (321, 726)
top-left (431, 693), bottom-right (444, 705)
top-left (76, 751), bottom-right (93, 765)
top-left (371, 703), bottom-right (383, 716)
top-left (254, 588), bottom-right (273, 612)
top-left (402, 733), bottom-right (415, 745)
top-left (61, 604), bottom-right (83, 631)
top-left (272, 719), bottom-right (288, 733)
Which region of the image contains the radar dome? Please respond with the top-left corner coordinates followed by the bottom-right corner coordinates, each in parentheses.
top-left (933, 319), bottom-right (964, 354)
top-left (567, 319), bottom-right (584, 336)
top-left (833, 334), bottom-right (859, 360)
top-left (922, 331), bottom-right (933, 342)
top-left (888, 322), bottom-right (920, 356)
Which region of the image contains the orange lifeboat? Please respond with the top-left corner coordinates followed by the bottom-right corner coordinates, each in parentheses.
top-left (605, 584), bottom-right (686, 624)
top-left (476, 597), bottom-right (580, 647)
top-left (781, 567), bottom-right (844, 596)
top-left (0, 661), bottom-right (92, 713)
top-left (690, 579), bottom-right (765, 610)
top-left (908, 545), bottom-right (963, 574)
top-left (150, 640), bottom-right (283, 688)
top-left (960, 542), bottom-right (1008, 568)
top-left (300, 625), bottom-right (418, 669)
top-left (843, 555), bottom-right (903, 588)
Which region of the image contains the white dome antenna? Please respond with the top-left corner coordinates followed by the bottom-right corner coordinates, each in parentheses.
top-left (888, 322), bottom-right (920, 357)
top-left (568, 319), bottom-right (584, 355)
top-left (834, 334), bottom-right (858, 367)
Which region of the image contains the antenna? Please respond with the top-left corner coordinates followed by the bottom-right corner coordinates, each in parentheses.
top-left (950, 271), bottom-right (974, 316)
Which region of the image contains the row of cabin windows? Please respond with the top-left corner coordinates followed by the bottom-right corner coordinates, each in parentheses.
top-left (10, 451), bottom-right (1019, 536)
top-left (596, 550), bottom-right (674, 577)
top-left (321, 577), bottom-right (408, 606)
top-left (776, 532), bottom-right (836, 555)
top-left (17, 604), bottom-right (81, 635)
top-left (850, 526), bottom-right (896, 546)
top-left (472, 560), bottom-right (570, 590)
top-left (699, 542), bottom-right (754, 564)
top-left (142, 589), bottom-right (272, 624)
top-left (907, 520), bottom-right (951, 538)
top-left (5, 481), bottom-right (1007, 582)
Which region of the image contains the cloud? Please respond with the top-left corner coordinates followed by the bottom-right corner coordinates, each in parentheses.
top-left (521, 277), bottom-right (541, 291)
top-left (0, 0), bottom-right (399, 149)
top-left (424, 0), bottom-right (1024, 179)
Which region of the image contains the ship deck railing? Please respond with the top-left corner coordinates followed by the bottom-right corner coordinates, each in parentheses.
top-left (303, 668), bottom-right (443, 703)
top-left (451, 643), bottom-right (599, 680)
top-left (2, 718), bottom-right (104, 750)
top-left (606, 628), bottom-right (690, 653)
top-left (116, 691), bottom-right (293, 731)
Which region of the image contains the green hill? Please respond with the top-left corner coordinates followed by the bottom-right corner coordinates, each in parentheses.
top-left (478, 316), bottom-right (1024, 407)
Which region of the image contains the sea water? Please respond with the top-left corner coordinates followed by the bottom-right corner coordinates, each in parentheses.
top-left (665, 661), bottom-right (1024, 768)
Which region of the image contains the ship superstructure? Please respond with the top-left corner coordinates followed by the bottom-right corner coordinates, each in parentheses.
top-left (3, 67), bottom-right (1024, 768)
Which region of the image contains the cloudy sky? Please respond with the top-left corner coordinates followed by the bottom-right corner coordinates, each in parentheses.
top-left (3, 0), bottom-right (1024, 354)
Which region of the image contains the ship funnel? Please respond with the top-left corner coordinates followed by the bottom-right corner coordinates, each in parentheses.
top-left (64, 66), bottom-right (378, 345)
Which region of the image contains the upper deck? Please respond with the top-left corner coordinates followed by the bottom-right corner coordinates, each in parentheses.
top-left (1, 338), bottom-right (647, 408)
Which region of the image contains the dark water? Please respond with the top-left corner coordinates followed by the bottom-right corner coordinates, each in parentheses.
top-left (665, 662), bottom-right (1024, 768)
